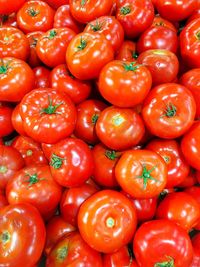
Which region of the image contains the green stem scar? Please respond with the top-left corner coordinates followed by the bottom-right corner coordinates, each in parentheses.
top-left (57, 246), bottom-right (68, 261)
top-left (48, 30), bottom-right (57, 39)
top-left (50, 154), bottom-right (65, 169)
top-left (26, 149), bottom-right (33, 156)
top-left (105, 150), bottom-right (118, 160)
top-left (0, 231), bottom-right (10, 244)
top-left (162, 103), bottom-right (177, 118)
top-left (120, 6), bottom-right (131, 15)
top-left (123, 62), bottom-right (141, 71)
top-left (154, 256), bottom-right (174, 267)
top-left (136, 165), bottom-right (158, 189)
top-left (81, 0), bottom-right (87, 6)
top-left (27, 8), bottom-right (40, 17)
top-left (90, 19), bottom-right (103, 32)
top-left (106, 217), bottom-right (115, 228)
top-left (0, 165), bottom-right (7, 173)
top-left (77, 36), bottom-right (87, 51)
top-left (91, 114), bottom-right (99, 124)
top-left (24, 173), bottom-right (45, 187)
top-left (40, 96), bottom-right (63, 115)
top-left (196, 31), bottom-right (200, 40)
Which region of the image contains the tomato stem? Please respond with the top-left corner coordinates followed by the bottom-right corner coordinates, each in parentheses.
top-left (90, 19), bottom-right (103, 32)
top-left (26, 149), bottom-right (33, 156)
top-left (105, 150), bottom-right (118, 160)
top-left (24, 173), bottom-right (45, 187)
top-left (27, 8), bottom-right (40, 17)
top-left (123, 62), bottom-right (141, 72)
top-left (81, 0), bottom-right (87, 6)
top-left (91, 114), bottom-right (99, 124)
top-left (106, 217), bottom-right (115, 228)
top-left (136, 164), bottom-right (158, 189)
top-left (77, 36), bottom-right (87, 51)
top-left (0, 64), bottom-right (8, 74)
top-left (57, 246), bottom-right (68, 261)
top-left (0, 231), bottom-right (10, 244)
top-left (50, 153), bottom-right (65, 169)
top-left (0, 165), bottom-right (7, 173)
top-left (154, 256), bottom-right (174, 267)
top-left (40, 96), bottom-right (63, 115)
top-left (162, 103), bottom-right (177, 118)
top-left (120, 6), bottom-right (131, 15)
top-left (48, 30), bottom-right (57, 39)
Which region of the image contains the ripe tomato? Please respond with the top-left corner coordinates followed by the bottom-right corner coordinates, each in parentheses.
top-left (152, 15), bottom-right (178, 32)
top-left (133, 220), bottom-right (193, 267)
top-left (0, 27), bottom-right (30, 60)
top-left (74, 99), bottom-right (107, 145)
top-left (78, 190), bottom-right (137, 253)
top-left (43, 0), bottom-right (68, 9)
top-left (36, 27), bottom-right (76, 68)
top-left (178, 169), bottom-right (197, 188)
top-left (115, 150), bottom-right (167, 198)
top-left (19, 89), bottom-right (77, 144)
top-left (137, 49), bottom-right (179, 86)
top-left (187, 9), bottom-right (200, 24)
top-left (46, 231), bottom-right (103, 267)
top-left (96, 106), bottom-right (145, 151)
top-left (66, 32), bottom-right (114, 80)
top-left (17, 0), bottom-right (55, 33)
top-left (0, 145), bottom-right (25, 189)
top-left (191, 233), bottom-right (200, 267)
top-left (142, 83), bottom-right (196, 139)
top-left (0, 203), bottom-right (46, 267)
top-left (69, 0), bottom-right (113, 24)
top-left (0, 102), bottom-right (13, 138)
top-left (11, 104), bottom-right (27, 136)
top-left (0, 0), bottom-right (25, 15)
top-left (6, 165), bottom-right (62, 220)
top-left (115, 40), bottom-right (137, 61)
top-left (98, 60), bottom-right (152, 107)
top-left (33, 66), bottom-right (51, 88)
top-left (26, 31), bottom-right (43, 68)
top-left (0, 57), bottom-right (35, 102)
top-left (50, 64), bottom-right (91, 104)
top-left (156, 192), bottom-right (200, 231)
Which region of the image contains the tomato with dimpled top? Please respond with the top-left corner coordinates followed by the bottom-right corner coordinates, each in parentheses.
top-left (0, 102), bottom-right (13, 138)
top-left (115, 40), bottom-right (137, 61)
top-left (26, 31), bottom-right (43, 68)
top-left (33, 66), bottom-right (51, 88)
top-left (152, 15), bottom-right (178, 32)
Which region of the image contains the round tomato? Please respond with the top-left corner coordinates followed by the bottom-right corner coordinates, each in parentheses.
top-left (33, 66), bottom-right (51, 88)
top-left (26, 31), bottom-right (43, 68)
top-left (0, 102), bottom-right (13, 138)
top-left (11, 104), bottom-right (27, 136)
top-left (115, 40), bottom-right (137, 61)
top-left (0, 0), bottom-right (26, 15)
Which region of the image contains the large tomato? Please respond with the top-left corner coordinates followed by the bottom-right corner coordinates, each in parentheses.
top-left (0, 0), bottom-right (25, 15)
top-left (0, 203), bottom-right (46, 267)
top-left (0, 102), bottom-right (14, 138)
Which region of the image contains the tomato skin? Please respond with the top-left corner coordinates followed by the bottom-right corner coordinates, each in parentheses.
top-left (60, 184), bottom-right (98, 227)
top-left (46, 231), bottom-right (103, 267)
top-left (45, 215), bottom-right (76, 256)
top-left (43, 0), bottom-right (68, 9)
top-left (19, 89), bottom-right (77, 144)
top-left (98, 60), bottom-right (152, 108)
top-left (187, 9), bottom-right (200, 24)
top-left (115, 40), bottom-right (137, 61)
top-left (49, 138), bottom-right (94, 187)
top-left (115, 150), bottom-right (167, 199)
top-left (50, 64), bottom-right (91, 104)
top-left (133, 219), bottom-right (193, 267)
top-left (66, 32), bottom-right (114, 80)
top-left (180, 18), bottom-right (200, 69)
top-left (137, 49), bottom-right (179, 86)
top-left (137, 25), bottom-right (178, 54)
top-left (152, 15), bottom-right (178, 32)
top-left (0, 192), bottom-right (8, 208)
top-left (17, 0), bottom-right (55, 34)
top-left (0, 203), bottom-right (46, 267)
top-left (0, 57), bottom-right (35, 102)
top-left (0, 103), bottom-right (14, 138)
top-left (78, 190), bottom-right (137, 253)
top-left (142, 83), bottom-right (196, 139)
top-left (0, 0), bottom-right (25, 15)
top-left (11, 104), bottom-right (27, 136)
top-left (26, 31), bottom-right (43, 68)
top-left (33, 66), bottom-right (51, 89)
top-left (191, 233), bottom-right (200, 267)
top-left (181, 121), bottom-right (200, 171)
top-left (178, 169), bottom-right (197, 188)
top-left (146, 139), bottom-right (190, 188)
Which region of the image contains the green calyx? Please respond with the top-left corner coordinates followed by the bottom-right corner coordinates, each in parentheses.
top-left (196, 31), bottom-right (200, 40)
top-left (77, 36), bottom-right (87, 51)
top-left (136, 164), bottom-right (158, 189)
top-left (163, 156), bottom-right (170, 163)
top-left (0, 64), bottom-right (8, 74)
top-left (120, 6), bottom-right (131, 15)
top-left (90, 19), bottom-right (103, 32)
top-left (57, 246), bottom-right (68, 261)
top-left (50, 153), bottom-right (65, 169)
top-left (41, 96), bottom-right (63, 115)
top-left (81, 0), bottom-right (87, 6)
top-left (154, 256), bottom-right (174, 267)
top-left (48, 30), bottom-right (57, 39)
top-left (24, 173), bottom-right (45, 187)
top-left (0, 165), bottom-right (7, 173)
top-left (91, 114), bottom-right (99, 124)
top-left (162, 103), bottom-right (177, 118)
top-left (123, 62), bottom-right (140, 72)
top-left (27, 8), bottom-right (40, 17)
top-left (105, 150), bottom-right (118, 160)
top-left (0, 231), bottom-right (10, 244)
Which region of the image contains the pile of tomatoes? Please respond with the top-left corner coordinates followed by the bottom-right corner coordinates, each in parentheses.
top-left (0, 0), bottom-right (200, 266)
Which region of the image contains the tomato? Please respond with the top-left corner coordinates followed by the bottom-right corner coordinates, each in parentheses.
top-left (142, 83), bottom-right (196, 139)
top-left (146, 139), bottom-right (190, 188)
top-left (0, 57), bottom-right (35, 102)
top-left (116, 0), bottom-right (154, 38)
top-left (46, 231), bottom-right (103, 267)
top-left (78, 190), bottom-right (137, 253)
top-left (115, 40), bottom-right (137, 61)
top-left (49, 137), bottom-right (94, 187)
top-left (178, 169), bottom-right (197, 188)
top-left (0, 0), bottom-right (25, 15)
top-left (84, 16), bottom-right (124, 52)
top-left (6, 165), bottom-right (62, 220)
top-left (12, 136), bottom-right (48, 166)
top-left (137, 49), bottom-right (179, 86)
top-left (155, 0), bottom-right (197, 22)
top-left (19, 89), bottom-right (77, 144)
top-left (11, 104), bottom-right (27, 136)
top-left (36, 27), bottom-right (76, 68)
top-left (133, 220), bottom-right (193, 267)
top-left (60, 184), bottom-right (98, 226)
top-left (0, 102), bottom-right (13, 138)
top-left (0, 192), bottom-right (8, 208)
top-left (50, 64), bottom-right (91, 104)
top-left (96, 106), bottom-right (145, 151)
top-left (74, 99), bottom-right (107, 145)
top-left (137, 25), bottom-right (178, 54)
top-left (33, 66), bottom-right (51, 88)
top-left (152, 15), bottom-right (178, 32)
top-left (0, 13), bottom-right (17, 27)
top-left (17, 0), bottom-right (55, 34)
top-left (191, 233), bottom-right (200, 267)
top-left (45, 215), bottom-right (76, 256)
top-left (180, 18), bottom-right (200, 69)
top-left (0, 203), bottom-right (46, 267)
top-left (53, 5), bottom-right (82, 33)
top-left (66, 32), bottom-right (114, 80)
top-left (0, 27), bottom-right (30, 60)
top-left (43, 0), bottom-right (68, 9)
top-left (181, 121), bottom-right (200, 171)
top-left (98, 60), bottom-right (152, 107)
top-left (69, 0), bottom-right (113, 24)
top-left (180, 69), bottom-right (200, 119)
top-left (26, 31), bottom-right (43, 68)
top-left (0, 145), bottom-right (25, 189)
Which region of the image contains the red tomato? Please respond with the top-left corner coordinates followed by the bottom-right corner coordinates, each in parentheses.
top-left (0, 145), bottom-right (25, 189)
top-left (78, 190), bottom-right (137, 253)
top-left (43, 0), bottom-right (68, 9)
top-left (6, 165), bottom-right (62, 220)
top-left (133, 220), bottom-right (193, 267)
top-left (11, 104), bottom-right (27, 136)
top-left (142, 83), bottom-right (196, 139)
top-left (187, 9), bottom-right (200, 24)
top-left (50, 64), bottom-right (91, 104)
top-left (0, 57), bottom-right (35, 102)
top-left (19, 89), bottom-right (77, 144)
top-left (33, 66), bottom-right (51, 88)
top-left (0, 13), bottom-right (17, 27)
top-left (69, 0), bottom-right (113, 24)
top-left (46, 231), bottom-right (103, 267)
top-left (0, 103), bottom-right (13, 138)
top-left (0, 203), bottom-right (46, 267)
top-left (191, 233), bottom-right (200, 267)
top-left (0, 0), bottom-right (26, 15)
top-left (74, 99), bottom-right (107, 145)
top-left (17, 0), bottom-right (55, 34)
top-left (26, 31), bottom-right (43, 68)
top-left (115, 40), bottom-right (137, 61)
top-left (98, 60), bottom-right (152, 107)
top-left (156, 192), bottom-right (200, 231)
top-left (96, 106), bottom-right (145, 151)
top-left (181, 121), bottom-right (200, 171)
top-left (36, 27), bottom-right (76, 68)
top-left (178, 169), bottom-right (197, 188)
top-left (152, 15), bottom-right (178, 32)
